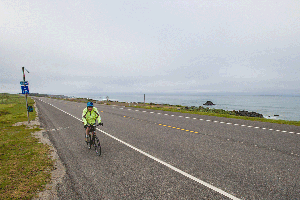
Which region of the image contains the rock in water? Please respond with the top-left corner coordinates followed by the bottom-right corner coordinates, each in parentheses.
top-left (203, 101), bottom-right (215, 106)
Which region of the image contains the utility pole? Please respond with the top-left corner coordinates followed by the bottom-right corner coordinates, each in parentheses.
top-left (21, 67), bottom-right (30, 123)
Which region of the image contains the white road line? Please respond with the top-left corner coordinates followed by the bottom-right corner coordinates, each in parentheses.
top-left (38, 98), bottom-right (299, 139)
top-left (96, 128), bottom-right (240, 200)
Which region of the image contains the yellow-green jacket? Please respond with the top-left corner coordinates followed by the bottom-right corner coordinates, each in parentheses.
top-left (82, 107), bottom-right (101, 125)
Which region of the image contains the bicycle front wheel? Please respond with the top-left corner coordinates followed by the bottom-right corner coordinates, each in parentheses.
top-left (86, 134), bottom-right (91, 149)
top-left (95, 137), bottom-right (101, 156)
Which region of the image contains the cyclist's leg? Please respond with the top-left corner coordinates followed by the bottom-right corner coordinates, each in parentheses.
top-left (85, 126), bottom-right (91, 143)
top-left (86, 126), bottom-right (90, 137)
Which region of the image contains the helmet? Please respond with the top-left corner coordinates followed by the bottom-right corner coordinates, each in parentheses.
top-left (87, 102), bottom-right (93, 107)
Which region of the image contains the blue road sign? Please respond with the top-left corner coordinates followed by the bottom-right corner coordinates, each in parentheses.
top-left (21, 85), bottom-right (29, 94)
top-left (20, 81), bottom-right (29, 85)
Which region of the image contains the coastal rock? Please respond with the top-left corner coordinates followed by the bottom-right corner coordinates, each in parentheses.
top-left (234, 110), bottom-right (264, 118)
top-left (203, 101), bottom-right (215, 106)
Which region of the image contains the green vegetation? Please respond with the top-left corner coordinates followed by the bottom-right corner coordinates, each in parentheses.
top-left (132, 104), bottom-right (300, 126)
top-left (0, 94), bottom-right (54, 199)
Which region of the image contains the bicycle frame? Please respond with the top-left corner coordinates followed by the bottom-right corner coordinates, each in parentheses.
top-left (85, 123), bottom-right (103, 156)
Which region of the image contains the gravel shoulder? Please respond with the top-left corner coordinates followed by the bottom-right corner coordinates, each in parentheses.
top-left (26, 101), bottom-right (66, 200)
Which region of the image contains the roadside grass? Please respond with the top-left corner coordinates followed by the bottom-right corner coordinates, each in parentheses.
top-left (0, 94), bottom-right (54, 199)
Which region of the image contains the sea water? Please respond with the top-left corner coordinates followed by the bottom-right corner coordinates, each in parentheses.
top-left (73, 93), bottom-right (300, 121)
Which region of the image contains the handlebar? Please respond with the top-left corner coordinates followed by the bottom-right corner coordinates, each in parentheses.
top-left (87, 123), bottom-right (103, 127)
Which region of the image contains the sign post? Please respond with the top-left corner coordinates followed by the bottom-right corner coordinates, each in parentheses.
top-left (21, 67), bottom-right (30, 123)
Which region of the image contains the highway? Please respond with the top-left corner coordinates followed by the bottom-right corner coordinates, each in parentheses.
top-left (34, 97), bottom-right (300, 199)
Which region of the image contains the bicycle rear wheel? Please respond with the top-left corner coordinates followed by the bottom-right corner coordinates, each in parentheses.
top-left (94, 136), bottom-right (101, 156)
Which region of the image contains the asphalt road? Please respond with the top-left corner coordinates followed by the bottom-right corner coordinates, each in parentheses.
top-left (34, 97), bottom-right (300, 200)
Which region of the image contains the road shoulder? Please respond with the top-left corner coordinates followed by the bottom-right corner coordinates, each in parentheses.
top-left (31, 101), bottom-right (66, 199)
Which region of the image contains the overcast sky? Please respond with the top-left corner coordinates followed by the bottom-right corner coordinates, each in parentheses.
top-left (1, 0), bottom-right (299, 96)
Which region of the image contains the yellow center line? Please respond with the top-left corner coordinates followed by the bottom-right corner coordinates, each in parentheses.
top-left (124, 117), bottom-right (199, 134)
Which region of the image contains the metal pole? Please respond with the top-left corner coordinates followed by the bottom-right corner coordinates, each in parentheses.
top-left (144, 94), bottom-right (145, 106)
top-left (22, 67), bottom-right (30, 124)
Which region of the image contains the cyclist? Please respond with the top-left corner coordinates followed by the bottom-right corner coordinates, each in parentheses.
top-left (82, 102), bottom-right (101, 141)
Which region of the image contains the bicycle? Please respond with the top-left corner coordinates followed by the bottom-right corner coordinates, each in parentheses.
top-left (85, 123), bottom-right (103, 156)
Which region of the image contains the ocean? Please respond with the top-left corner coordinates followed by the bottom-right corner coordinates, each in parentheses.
top-left (71, 93), bottom-right (300, 121)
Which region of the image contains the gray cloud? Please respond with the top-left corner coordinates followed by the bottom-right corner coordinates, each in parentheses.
top-left (1, 0), bottom-right (299, 95)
